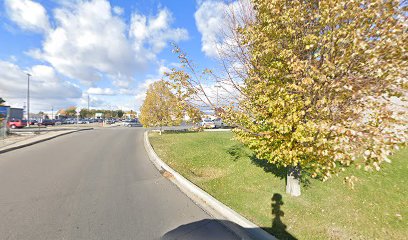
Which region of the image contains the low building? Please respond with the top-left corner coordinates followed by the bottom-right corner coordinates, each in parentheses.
top-left (10, 108), bottom-right (23, 120)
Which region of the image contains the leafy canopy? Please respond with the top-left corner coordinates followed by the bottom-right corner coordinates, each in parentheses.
top-left (167, 0), bottom-right (407, 182)
top-left (140, 80), bottom-right (182, 128)
top-left (225, 0), bottom-right (407, 180)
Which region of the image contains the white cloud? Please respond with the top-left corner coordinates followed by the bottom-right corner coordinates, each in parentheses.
top-left (134, 78), bottom-right (158, 109)
top-left (86, 87), bottom-right (115, 95)
top-left (0, 61), bottom-right (82, 111)
top-left (85, 86), bottom-right (134, 96)
top-left (3, 0), bottom-right (190, 111)
top-left (195, 0), bottom-right (251, 58)
top-left (113, 6), bottom-right (124, 15)
top-left (132, 64), bottom-right (171, 110)
top-left (158, 65), bottom-right (171, 75)
top-left (78, 93), bottom-right (106, 110)
top-left (31, 0), bottom-right (137, 84)
top-left (24, 0), bottom-right (188, 88)
top-left (129, 9), bottom-right (189, 55)
top-left (4, 0), bottom-right (50, 33)
top-left (195, 1), bottom-right (229, 57)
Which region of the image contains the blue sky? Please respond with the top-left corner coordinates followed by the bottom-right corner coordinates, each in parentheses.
top-left (0, 0), bottom-right (234, 113)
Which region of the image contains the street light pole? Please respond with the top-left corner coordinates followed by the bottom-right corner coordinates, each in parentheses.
top-left (26, 73), bottom-right (31, 126)
top-left (215, 83), bottom-right (221, 110)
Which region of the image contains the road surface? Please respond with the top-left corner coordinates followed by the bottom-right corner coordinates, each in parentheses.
top-left (0, 128), bottom-right (239, 240)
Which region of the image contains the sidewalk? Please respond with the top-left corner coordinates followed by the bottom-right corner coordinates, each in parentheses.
top-left (0, 128), bottom-right (92, 154)
top-left (0, 132), bottom-right (48, 149)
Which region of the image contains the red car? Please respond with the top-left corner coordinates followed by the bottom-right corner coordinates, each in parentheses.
top-left (7, 119), bottom-right (27, 129)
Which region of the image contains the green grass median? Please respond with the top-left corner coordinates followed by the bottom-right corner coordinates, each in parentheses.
top-left (149, 131), bottom-right (407, 240)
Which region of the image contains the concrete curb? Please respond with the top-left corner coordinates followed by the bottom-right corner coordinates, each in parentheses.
top-left (0, 128), bottom-right (93, 154)
top-left (143, 130), bottom-right (276, 240)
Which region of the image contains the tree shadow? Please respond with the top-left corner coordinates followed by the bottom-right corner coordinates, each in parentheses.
top-left (250, 155), bottom-right (311, 187)
top-left (250, 155), bottom-right (287, 180)
top-left (226, 144), bottom-right (245, 161)
top-left (269, 193), bottom-right (298, 240)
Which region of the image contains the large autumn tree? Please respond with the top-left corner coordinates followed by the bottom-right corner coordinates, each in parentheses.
top-left (140, 80), bottom-right (183, 134)
top-left (167, 0), bottom-right (407, 196)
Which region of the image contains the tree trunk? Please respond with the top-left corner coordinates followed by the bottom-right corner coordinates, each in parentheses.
top-left (286, 165), bottom-right (301, 197)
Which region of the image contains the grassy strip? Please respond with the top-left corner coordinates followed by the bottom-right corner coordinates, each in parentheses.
top-left (149, 131), bottom-right (407, 240)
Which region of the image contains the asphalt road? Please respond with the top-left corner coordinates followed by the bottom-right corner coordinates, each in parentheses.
top-left (0, 128), bottom-right (239, 240)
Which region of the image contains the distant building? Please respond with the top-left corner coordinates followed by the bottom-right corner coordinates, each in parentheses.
top-left (10, 108), bottom-right (23, 120)
top-left (30, 113), bottom-right (48, 120)
top-left (95, 113), bottom-right (103, 119)
top-left (124, 111), bottom-right (137, 119)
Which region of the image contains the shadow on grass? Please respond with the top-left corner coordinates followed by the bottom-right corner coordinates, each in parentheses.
top-left (250, 155), bottom-right (287, 180)
top-left (226, 144), bottom-right (245, 161)
top-left (268, 193), bottom-right (298, 240)
top-left (250, 155), bottom-right (311, 187)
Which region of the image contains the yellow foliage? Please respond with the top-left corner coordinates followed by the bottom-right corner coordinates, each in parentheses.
top-left (224, 0), bottom-right (408, 179)
top-left (139, 80), bottom-right (182, 128)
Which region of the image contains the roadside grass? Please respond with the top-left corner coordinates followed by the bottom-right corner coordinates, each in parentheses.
top-left (149, 131), bottom-right (408, 240)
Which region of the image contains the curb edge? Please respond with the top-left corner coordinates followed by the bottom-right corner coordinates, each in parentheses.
top-left (143, 130), bottom-right (277, 240)
top-left (0, 128), bottom-right (93, 154)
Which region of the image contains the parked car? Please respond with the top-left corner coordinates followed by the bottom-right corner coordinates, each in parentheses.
top-left (123, 119), bottom-right (140, 127)
top-left (7, 119), bottom-right (27, 129)
top-left (67, 118), bottom-right (77, 124)
top-left (200, 119), bottom-right (215, 129)
top-left (212, 118), bottom-right (224, 128)
top-left (28, 120), bottom-right (38, 125)
top-left (39, 119), bottom-right (55, 126)
top-left (77, 119), bottom-right (89, 124)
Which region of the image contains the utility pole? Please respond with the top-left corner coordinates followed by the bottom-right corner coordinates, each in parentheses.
top-left (215, 83), bottom-right (221, 110)
top-left (87, 94), bottom-right (90, 111)
top-left (51, 106), bottom-right (54, 120)
top-left (26, 73), bottom-right (31, 126)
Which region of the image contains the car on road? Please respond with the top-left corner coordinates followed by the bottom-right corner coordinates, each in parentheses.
top-left (7, 119), bottom-right (27, 129)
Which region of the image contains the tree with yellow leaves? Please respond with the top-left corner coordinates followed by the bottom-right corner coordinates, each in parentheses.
top-left (140, 80), bottom-right (182, 134)
top-left (168, 0), bottom-right (407, 196)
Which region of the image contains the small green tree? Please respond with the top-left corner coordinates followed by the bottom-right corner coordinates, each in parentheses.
top-left (117, 110), bottom-right (125, 118)
top-left (79, 108), bottom-right (89, 118)
top-left (140, 80), bottom-right (182, 134)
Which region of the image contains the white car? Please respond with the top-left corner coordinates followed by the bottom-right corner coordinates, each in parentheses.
top-left (212, 118), bottom-right (224, 128)
top-left (200, 119), bottom-right (215, 128)
top-left (123, 120), bottom-right (140, 127)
